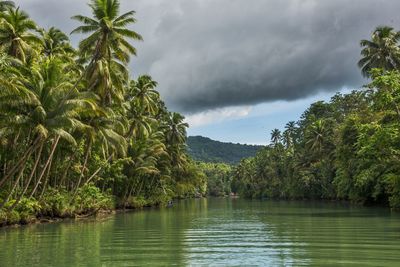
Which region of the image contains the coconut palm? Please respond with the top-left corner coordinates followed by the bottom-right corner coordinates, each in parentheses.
top-left (305, 119), bottom-right (327, 154)
top-left (358, 26), bottom-right (400, 77)
top-left (125, 103), bottom-right (155, 139)
top-left (164, 112), bottom-right (188, 146)
top-left (270, 129), bottom-right (281, 146)
top-left (129, 75), bottom-right (160, 115)
top-left (283, 121), bottom-right (296, 149)
top-left (71, 0), bottom-right (142, 105)
top-left (0, 0), bottom-right (14, 12)
top-left (39, 27), bottom-right (74, 58)
top-left (162, 112), bottom-right (189, 166)
top-left (0, 7), bottom-right (41, 62)
top-left (0, 58), bottom-right (97, 209)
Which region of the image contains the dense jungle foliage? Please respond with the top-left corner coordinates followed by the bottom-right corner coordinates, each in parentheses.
top-left (232, 27), bottom-right (400, 210)
top-left (190, 27), bottom-right (400, 210)
top-left (187, 136), bottom-right (263, 164)
top-left (0, 0), bottom-right (207, 226)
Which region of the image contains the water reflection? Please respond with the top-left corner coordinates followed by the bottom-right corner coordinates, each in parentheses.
top-left (0, 198), bottom-right (400, 266)
top-left (183, 199), bottom-right (308, 266)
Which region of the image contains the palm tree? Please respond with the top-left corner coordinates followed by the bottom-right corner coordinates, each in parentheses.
top-left (305, 119), bottom-right (327, 154)
top-left (71, 0), bottom-right (142, 105)
top-left (358, 26), bottom-right (400, 77)
top-left (0, 1), bottom-right (14, 12)
top-left (0, 58), bottom-right (96, 208)
top-left (125, 103), bottom-right (154, 139)
top-left (283, 121), bottom-right (296, 149)
top-left (163, 112), bottom-right (189, 167)
top-left (270, 129), bottom-right (281, 146)
top-left (129, 75), bottom-right (160, 115)
top-left (164, 112), bottom-right (188, 146)
top-left (39, 27), bottom-right (74, 58)
top-left (0, 7), bottom-right (41, 62)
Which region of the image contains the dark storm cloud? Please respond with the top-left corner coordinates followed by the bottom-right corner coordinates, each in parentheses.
top-left (20, 0), bottom-right (400, 112)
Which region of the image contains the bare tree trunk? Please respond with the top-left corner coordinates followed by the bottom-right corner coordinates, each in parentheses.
top-left (74, 139), bottom-right (92, 194)
top-left (38, 152), bottom-right (54, 201)
top-left (9, 142), bottom-right (44, 211)
top-left (0, 165), bottom-right (26, 209)
top-left (29, 136), bottom-right (60, 199)
top-left (135, 176), bottom-right (145, 197)
top-left (0, 136), bottom-right (41, 188)
top-left (59, 154), bottom-right (74, 189)
top-left (84, 154), bottom-right (113, 185)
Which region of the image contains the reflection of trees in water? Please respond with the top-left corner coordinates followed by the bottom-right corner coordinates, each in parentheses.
top-left (251, 200), bottom-right (400, 266)
top-left (0, 200), bottom-right (211, 266)
top-left (0, 218), bottom-right (106, 266)
top-left (1, 199), bottom-right (399, 266)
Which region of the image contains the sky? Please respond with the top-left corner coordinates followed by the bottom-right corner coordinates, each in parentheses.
top-left (18, 0), bottom-right (400, 144)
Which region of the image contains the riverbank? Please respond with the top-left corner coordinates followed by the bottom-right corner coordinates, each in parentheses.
top-left (2, 198), bottom-right (400, 266)
top-left (0, 184), bottom-right (174, 228)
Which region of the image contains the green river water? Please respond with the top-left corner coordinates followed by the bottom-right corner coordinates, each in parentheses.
top-left (1, 198), bottom-right (400, 266)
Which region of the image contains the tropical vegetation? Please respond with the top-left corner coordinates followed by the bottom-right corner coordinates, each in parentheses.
top-left (232, 26), bottom-right (400, 210)
top-left (0, 0), bottom-right (206, 226)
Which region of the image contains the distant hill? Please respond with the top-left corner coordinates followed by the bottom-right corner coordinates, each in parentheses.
top-left (187, 136), bottom-right (264, 164)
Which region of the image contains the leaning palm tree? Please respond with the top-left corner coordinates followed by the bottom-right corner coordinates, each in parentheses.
top-left (358, 26), bottom-right (400, 77)
top-left (71, 0), bottom-right (142, 105)
top-left (0, 58), bottom-right (96, 209)
top-left (0, 7), bottom-right (41, 62)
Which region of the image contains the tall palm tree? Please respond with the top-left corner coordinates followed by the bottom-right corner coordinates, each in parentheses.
top-left (71, 0), bottom-right (142, 105)
top-left (283, 121), bottom-right (296, 149)
top-left (0, 58), bottom-right (96, 208)
top-left (358, 26), bottom-right (400, 77)
top-left (270, 129), bottom-right (281, 146)
top-left (0, 7), bottom-right (41, 62)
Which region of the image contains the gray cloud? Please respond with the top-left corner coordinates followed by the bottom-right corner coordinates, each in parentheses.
top-left (20, 0), bottom-right (400, 113)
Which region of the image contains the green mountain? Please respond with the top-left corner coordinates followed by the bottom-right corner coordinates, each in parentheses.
top-left (187, 136), bottom-right (264, 164)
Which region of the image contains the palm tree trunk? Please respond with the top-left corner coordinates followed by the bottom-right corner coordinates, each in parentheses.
top-left (0, 136), bottom-right (41, 188)
top-left (29, 136), bottom-right (60, 199)
top-left (59, 154), bottom-right (74, 189)
top-left (38, 152), bottom-right (54, 201)
top-left (8, 142), bottom-right (44, 211)
top-left (74, 138), bottom-right (92, 194)
top-left (84, 154), bottom-right (113, 185)
top-left (0, 164), bottom-right (26, 209)
top-left (135, 176), bottom-right (145, 197)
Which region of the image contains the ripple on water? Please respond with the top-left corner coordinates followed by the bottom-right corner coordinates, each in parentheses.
top-left (1, 199), bottom-right (400, 267)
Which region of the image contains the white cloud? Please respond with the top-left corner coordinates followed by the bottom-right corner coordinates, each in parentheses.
top-left (185, 106), bottom-right (252, 127)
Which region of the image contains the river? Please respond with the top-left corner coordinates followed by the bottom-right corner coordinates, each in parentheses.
top-left (1, 198), bottom-right (400, 266)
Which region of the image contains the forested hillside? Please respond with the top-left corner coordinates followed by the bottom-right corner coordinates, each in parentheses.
top-left (187, 136), bottom-right (263, 164)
